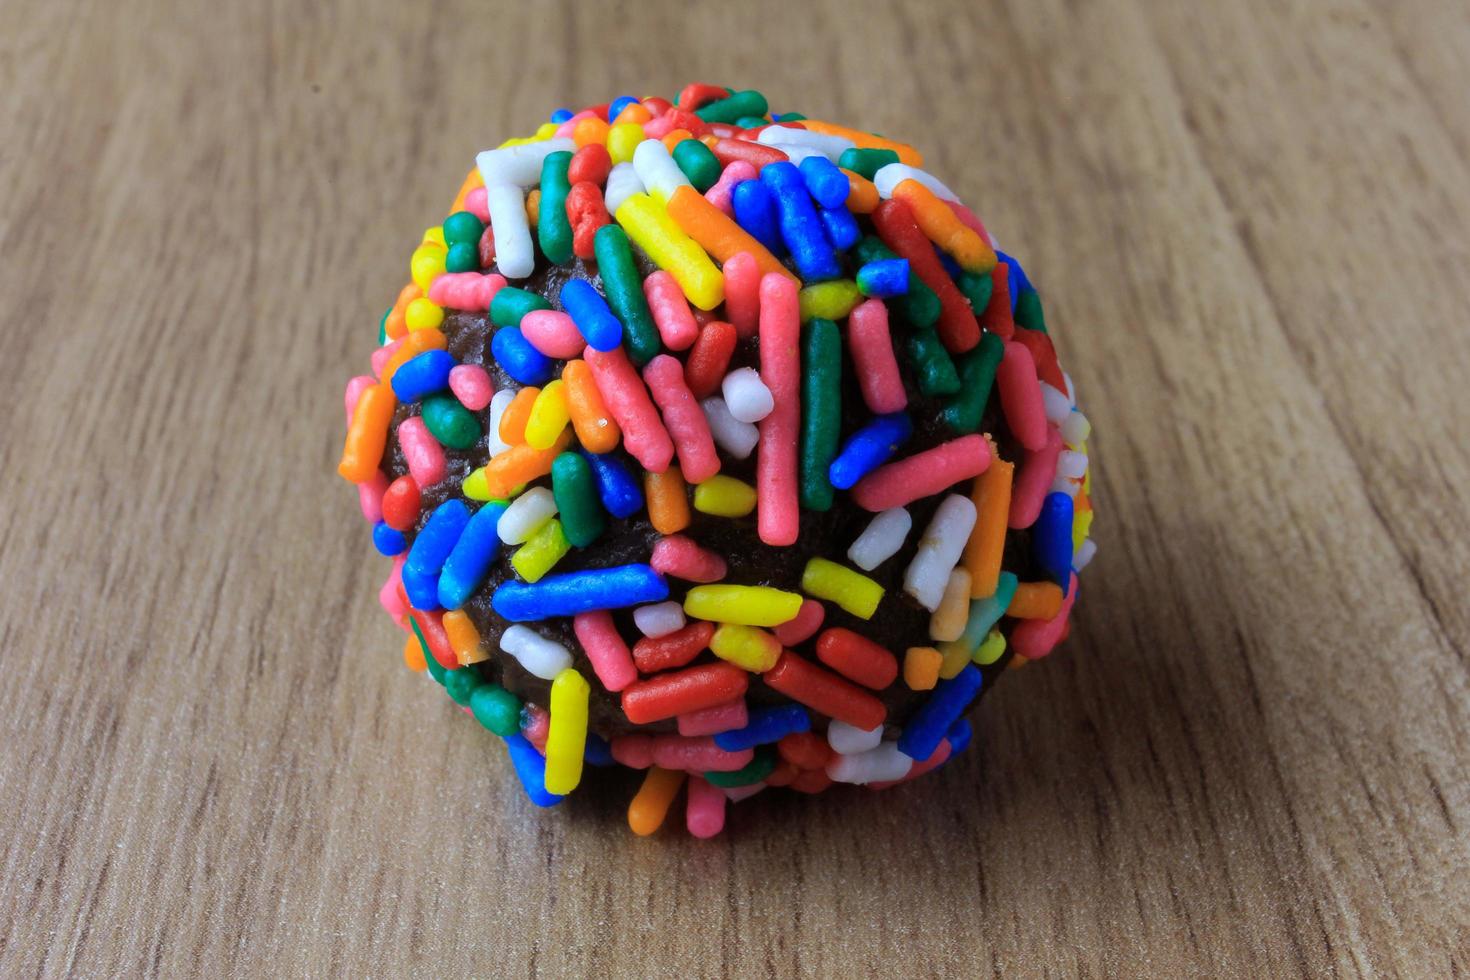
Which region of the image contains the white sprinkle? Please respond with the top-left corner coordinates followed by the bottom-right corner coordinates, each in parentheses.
top-left (632, 139), bottom-right (691, 204)
top-left (499, 625), bottom-right (573, 680)
top-left (497, 487), bottom-right (557, 544)
top-left (702, 396), bottom-right (759, 460)
top-left (903, 494), bottom-right (978, 611)
top-left (1049, 476), bottom-right (1081, 499)
top-left (762, 142), bottom-right (824, 164)
top-left (604, 162), bottom-right (646, 215)
top-left (724, 784), bottom-right (766, 803)
top-left (720, 367), bottom-right (774, 423)
top-left (486, 388), bottom-right (517, 457)
top-left (1075, 538), bottom-right (1098, 571)
top-left (826, 741), bottom-right (913, 784)
top-left (484, 183), bottom-right (534, 279)
top-left (755, 125), bottom-right (854, 161)
top-left (1041, 382), bottom-right (1071, 425)
top-left (633, 601), bottom-right (686, 638)
top-left (476, 139), bottom-right (577, 188)
top-left (872, 163), bottom-right (960, 202)
top-left (1060, 410), bottom-right (1091, 449)
top-left (847, 507), bottom-right (912, 571)
top-left (826, 720), bottom-right (884, 755)
top-left (1057, 450), bottom-right (1088, 481)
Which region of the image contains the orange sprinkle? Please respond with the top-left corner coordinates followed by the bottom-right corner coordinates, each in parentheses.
top-left (1007, 582), bottom-right (1064, 620)
top-left (562, 359), bottom-right (622, 453)
top-left (337, 383), bottom-right (395, 484)
top-left (524, 188), bottom-right (541, 225)
top-left (443, 610), bottom-right (488, 664)
top-left (891, 179), bottom-right (996, 273)
top-left (477, 430), bottom-right (572, 499)
top-left (403, 632), bottom-right (427, 672)
top-left (842, 170), bottom-right (880, 213)
top-left (903, 646), bottom-right (943, 691)
top-left (381, 328), bottom-right (447, 386)
top-left (666, 186), bottom-right (797, 283)
top-left (384, 282), bottom-right (422, 341)
top-left (964, 455), bottom-right (1014, 597)
top-left (798, 119), bottom-right (923, 165)
top-left (628, 766), bottom-right (685, 836)
top-left (660, 129), bottom-right (694, 153)
top-left (499, 386), bottom-right (541, 446)
top-left (644, 468), bottom-right (691, 534)
top-left (573, 116), bottom-right (610, 149)
top-left (614, 102), bottom-right (654, 126)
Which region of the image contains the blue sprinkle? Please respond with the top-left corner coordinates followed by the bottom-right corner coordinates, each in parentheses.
top-left (371, 521), bottom-right (406, 556)
top-left (829, 413), bottom-right (913, 489)
top-left (1034, 492), bottom-right (1075, 591)
top-left (437, 502), bottom-right (508, 609)
top-left (798, 155), bottom-right (850, 209)
top-left (581, 451), bottom-right (643, 518)
top-left (406, 500), bottom-right (470, 577)
top-left (491, 326), bottom-right (553, 385)
top-left (493, 564), bottom-right (669, 621)
top-left (712, 705), bottom-right (809, 751)
top-left (760, 161), bottom-right (841, 281)
top-left (503, 734), bottom-right (564, 807)
top-left (608, 95), bottom-right (640, 120)
top-left (731, 179), bottom-right (784, 256)
top-left (401, 562), bottom-right (441, 611)
top-left (945, 717), bottom-right (973, 757)
top-left (584, 732), bottom-right (615, 767)
top-left (856, 258), bottom-right (910, 298)
top-left (550, 107), bottom-right (574, 124)
top-left (559, 278), bottom-right (623, 351)
top-left (996, 249), bottom-right (1032, 305)
top-left (389, 349), bottom-right (456, 402)
top-left (819, 204), bottom-right (860, 251)
top-left (897, 665), bottom-right (983, 761)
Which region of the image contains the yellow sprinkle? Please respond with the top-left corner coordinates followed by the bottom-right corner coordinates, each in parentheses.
top-left (543, 668), bottom-right (590, 795)
top-left (798, 279), bottom-right (861, 322)
top-left (524, 380), bottom-right (570, 450)
top-left (409, 246), bottom-right (446, 293)
top-left (937, 639), bottom-right (971, 679)
top-left (607, 122), bottom-right (646, 165)
top-left (683, 585), bottom-right (803, 627)
top-left (462, 467), bottom-right (491, 501)
top-left (511, 519), bottom-right (570, 583)
top-left (801, 557), bottom-right (883, 620)
top-left (1073, 509), bottom-right (1093, 552)
top-left (903, 646), bottom-right (942, 690)
top-left (974, 629), bottom-right (1007, 666)
top-left (442, 610), bottom-right (488, 664)
top-left (404, 297), bottom-right (444, 332)
top-left (614, 192), bottom-right (724, 311)
top-left (422, 226), bottom-right (447, 248)
top-left (692, 474), bottom-right (757, 517)
top-left (709, 624), bottom-right (782, 672)
top-left (928, 568), bottom-right (971, 642)
top-left (533, 121), bottom-right (560, 141)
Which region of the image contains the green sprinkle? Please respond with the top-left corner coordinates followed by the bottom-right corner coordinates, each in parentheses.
top-left (445, 241), bottom-right (479, 273)
top-left (551, 452), bottom-right (605, 548)
top-left (1015, 288), bottom-right (1047, 334)
top-left (941, 332), bottom-right (1005, 432)
top-left (703, 746), bottom-right (777, 787)
top-left (905, 328), bottom-right (961, 396)
top-left (777, 111), bottom-right (807, 122)
top-left (378, 308), bottom-right (390, 346)
top-left (443, 210), bottom-right (485, 247)
top-left (470, 683), bottom-right (522, 736)
top-left (410, 617), bottom-right (446, 685)
top-left (956, 269), bottom-right (994, 314)
top-left (593, 225), bottom-right (661, 365)
top-left (734, 115), bottom-right (769, 130)
top-left (490, 286), bottom-right (550, 327)
top-left (538, 150), bottom-right (574, 266)
top-left (853, 236), bottom-right (939, 327)
top-left (443, 666), bottom-right (483, 706)
top-left (672, 138), bottom-right (722, 192)
top-left (694, 89), bottom-right (768, 124)
top-left (837, 148), bottom-right (900, 180)
top-left (422, 394), bottom-right (482, 450)
top-left (799, 318), bottom-right (842, 511)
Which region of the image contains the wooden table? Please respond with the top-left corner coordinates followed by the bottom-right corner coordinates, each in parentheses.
top-left (4, 0), bottom-right (1467, 975)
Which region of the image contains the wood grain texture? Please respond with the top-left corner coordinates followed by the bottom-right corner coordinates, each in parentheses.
top-left (2, 0), bottom-right (1468, 975)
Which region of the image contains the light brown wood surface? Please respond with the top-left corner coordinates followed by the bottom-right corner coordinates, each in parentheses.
top-left (3, 0), bottom-right (1468, 976)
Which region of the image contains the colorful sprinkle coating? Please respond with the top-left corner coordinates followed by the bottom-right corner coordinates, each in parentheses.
top-left (336, 85), bottom-right (1099, 837)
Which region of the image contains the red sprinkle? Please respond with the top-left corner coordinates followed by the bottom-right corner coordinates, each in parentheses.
top-left (381, 474), bottom-right (421, 531)
top-left (788, 769), bottom-right (833, 794)
top-left (633, 621), bottom-right (715, 674)
top-left (709, 137), bottom-right (788, 170)
top-left (872, 199), bottom-right (980, 354)
top-left (979, 262), bottom-right (1014, 340)
top-left (763, 650), bottom-right (887, 731)
top-left (622, 662), bottom-right (750, 724)
top-left (1014, 328), bottom-right (1065, 391)
top-left (814, 628), bottom-right (899, 690)
top-left (676, 82), bottom-right (730, 111)
top-left (777, 731), bottom-right (833, 771)
top-left (683, 320), bottom-right (737, 399)
top-left (566, 181), bottom-right (611, 260)
top-left (567, 143), bottom-right (611, 187)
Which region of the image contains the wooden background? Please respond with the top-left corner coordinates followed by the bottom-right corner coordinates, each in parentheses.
top-left (3, 0), bottom-right (1468, 975)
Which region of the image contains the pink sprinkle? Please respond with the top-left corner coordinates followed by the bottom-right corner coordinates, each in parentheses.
top-left (358, 470), bottom-right (388, 523)
top-left (677, 699), bottom-right (748, 737)
top-left (846, 299), bottom-right (907, 414)
top-left (464, 185), bottom-right (490, 222)
top-left (583, 345), bottom-right (675, 472)
top-left (448, 364), bottom-right (493, 411)
top-left (869, 740), bottom-right (952, 790)
top-left (722, 252), bottom-right (762, 339)
top-left (650, 535), bottom-right (728, 583)
top-left (757, 273), bottom-right (801, 546)
top-left (651, 735), bottom-right (754, 773)
top-left (345, 374), bottom-right (376, 425)
top-left (520, 309), bottom-right (587, 358)
top-left (642, 271), bottom-right (700, 351)
top-left (1009, 425), bottom-right (1062, 529)
top-left (573, 610), bottom-right (638, 693)
top-left (398, 416), bottom-right (447, 488)
top-left (850, 434), bottom-right (991, 512)
top-left (685, 775), bottom-right (727, 838)
top-left (772, 599), bottom-right (825, 646)
top-left (1011, 573), bottom-right (1077, 659)
top-left (705, 160), bottom-right (757, 215)
top-left (611, 734), bottom-right (655, 769)
top-left (643, 354), bottom-right (721, 484)
top-left (998, 341), bottom-right (1048, 452)
top-left (379, 555), bottom-right (407, 620)
top-left (370, 339), bottom-right (403, 379)
top-left (946, 200), bottom-right (990, 245)
top-left (428, 271), bottom-right (506, 311)
top-left (521, 704), bottom-right (550, 753)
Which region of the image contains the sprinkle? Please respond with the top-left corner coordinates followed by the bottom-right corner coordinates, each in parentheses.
top-left (856, 258), bottom-right (909, 298)
top-left (508, 518), bottom-right (571, 582)
top-left (581, 450), bottom-right (643, 519)
top-left (592, 224), bottom-right (661, 363)
top-left (903, 494), bottom-right (979, 611)
top-left (504, 733), bottom-right (564, 807)
top-left (692, 474), bottom-right (757, 517)
top-left (1008, 581), bottom-right (1065, 620)
top-left (666, 186), bottom-right (794, 283)
top-left (871, 162), bottom-right (959, 202)
top-left (772, 599), bottom-right (825, 646)
top-left (897, 664), bottom-right (982, 761)
top-left (930, 569), bottom-right (973, 642)
top-left (499, 624), bottom-right (574, 680)
top-left (847, 298), bottom-right (906, 414)
top-left (943, 332), bottom-right (1006, 433)
top-left (543, 668), bottom-right (590, 794)
top-left (634, 600), bottom-right (687, 639)
top-left (558, 278), bottom-right (624, 352)
top-left (523, 381), bottom-right (570, 450)
top-left (560, 359), bottom-right (621, 454)
top-left (1033, 492), bottom-right (1076, 587)
top-left (678, 700), bottom-right (749, 737)
top-left (713, 705), bottom-right (810, 751)
top-left (622, 663), bottom-right (751, 725)
top-left (974, 629), bottom-right (1007, 666)
top-left (633, 621), bottom-right (715, 673)
top-left (537, 150), bottom-right (575, 266)
top-left (827, 741), bottom-right (913, 785)
top-left (903, 647), bottom-right (943, 691)
top-left (493, 563), bottom-right (668, 620)
top-left (765, 651), bottom-right (886, 731)
top-left (701, 396), bottom-right (760, 460)
top-left (829, 413), bottom-right (912, 490)
top-left (477, 138), bottom-right (577, 188)
top-left (438, 502), bottom-right (507, 609)
top-left (837, 147), bottom-right (900, 180)
top-left (380, 475), bottom-right (420, 531)
top-left (757, 272), bottom-right (801, 545)
top-left (644, 468), bottom-right (691, 534)
top-left (550, 452), bottom-right (604, 547)
top-left (797, 279), bottom-right (861, 322)
top-left (491, 326), bottom-right (553, 385)
top-left (429, 271), bottom-right (506, 311)
top-left (872, 199), bottom-right (979, 353)
top-left (694, 88), bottom-right (768, 124)
top-left (469, 683), bottom-right (520, 733)
top-left (338, 383), bottom-right (394, 484)
top-left (731, 180), bottom-right (784, 258)
top-left (390, 350), bottom-right (455, 402)
top-left (465, 430), bottom-right (572, 501)
top-left (1010, 426), bottom-right (1063, 529)
top-left (800, 557), bottom-right (883, 620)
top-left (603, 161), bottom-right (646, 215)
top-left (703, 159), bottom-right (757, 215)
top-left (937, 573), bottom-right (1018, 667)
top-left (642, 270), bottom-right (700, 351)
top-left (584, 345), bottom-right (675, 472)
top-left (632, 138), bottom-right (693, 203)
top-left (615, 192), bottom-right (724, 311)
top-left (847, 507), bottom-right (912, 571)
top-left (685, 319), bottom-right (738, 397)
top-left (815, 628), bottom-right (898, 690)
top-left (484, 389), bottom-right (515, 456)
top-left (683, 584), bottom-right (802, 627)
top-left (685, 776), bottom-right (727, 838)
top-left (801, 120), bottom-right (921, 165)
top-left (628, 767), bottom-right (684, 835)
top-left (448, 364), bottom-right (493, 411)
top-left (650, 534), bottom-right (728, 582)
top-left (710, 137), bottom-right (788, 170)
top-left (709, 623), bottom-right (783, 672)
top-left (483, 183), bottom-right (535, 279)
top-left (798, 318), bottom-right (842, 510)
top-left (850, 434), bottom-right (990, 512)
top-left (760, 161), bottom-right (840, 281)
top-left (572, 610), bottom-right (638, 692)
top-left (497, 486), bottom-right (556, 544)
top-left (644, 354), bottom-right (721, 483)
top-left (890, 178), bottom-right (995, 273)
top-left (998, 341), bottom-right (1049, 452)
